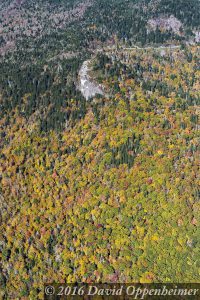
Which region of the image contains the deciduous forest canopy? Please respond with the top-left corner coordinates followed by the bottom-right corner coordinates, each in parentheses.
top-left (0, 0), bottom-right (199, 299)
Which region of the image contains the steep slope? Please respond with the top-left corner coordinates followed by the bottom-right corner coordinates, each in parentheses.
top-left (0, 0), bottom-right (199, 132)
top-left (0, 46), bottom-right (199, 299)
top-left (0, 1), bottom-right (200, 298)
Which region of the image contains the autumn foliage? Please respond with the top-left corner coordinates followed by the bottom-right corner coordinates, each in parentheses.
top-left (0, 46), bottom-right (199, 299)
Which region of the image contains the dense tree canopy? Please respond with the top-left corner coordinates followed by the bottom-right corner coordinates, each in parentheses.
top-left (0, 45), bottom-right (199, 298)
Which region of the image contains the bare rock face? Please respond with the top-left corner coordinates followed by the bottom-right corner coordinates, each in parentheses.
top-left (147, 15), bottom-right (183, 35)
top-left (194, 31), bottom-right (200, 43)
top-left (78, 60), bottom-right (104, 100)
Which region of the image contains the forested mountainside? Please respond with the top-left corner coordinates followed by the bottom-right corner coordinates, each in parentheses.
top-left (1, 44), bottom-right (200, 298)
top-left (0, 0), bottom-right (200, 131)
top-left (0, 0), bottom-right (200, 299)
